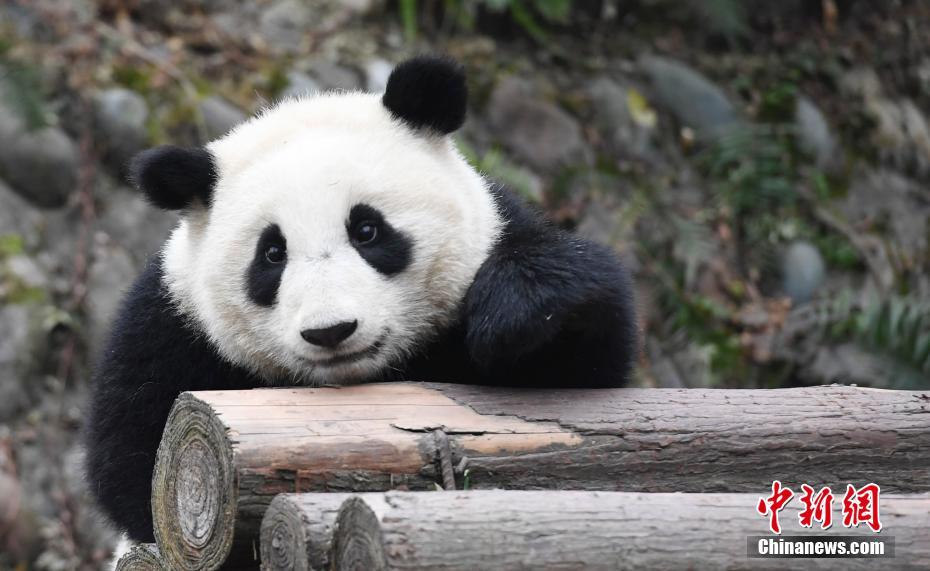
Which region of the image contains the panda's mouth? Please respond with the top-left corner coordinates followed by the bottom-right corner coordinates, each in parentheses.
top-left (298, 332), bottom-right (388, 368)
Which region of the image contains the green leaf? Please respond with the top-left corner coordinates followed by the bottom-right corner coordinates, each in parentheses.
top-left (400, 0), bottom-right (418, 43)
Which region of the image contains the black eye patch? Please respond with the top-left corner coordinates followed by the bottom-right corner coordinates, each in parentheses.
top-left (246, 224), bottom-right (287, 306)
top-left (347, 204), bottom-right (412, 276)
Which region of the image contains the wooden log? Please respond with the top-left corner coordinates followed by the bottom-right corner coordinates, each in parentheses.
top-left (289, 490), bottom-right (925, 571)
top-left (260, 493), bottom-right (352, 571)
top-left (151, 383), bottom-right (930, 570)
top-left (115, 544), bottom-right (166, 571)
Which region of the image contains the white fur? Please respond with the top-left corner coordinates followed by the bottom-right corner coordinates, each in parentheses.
top-left (162, 92), bottom-right (502, 385)
top-left (109, 534), bottom-right (132, 569)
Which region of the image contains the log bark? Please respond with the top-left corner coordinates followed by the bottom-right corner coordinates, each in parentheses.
top-left (151, 383), bottom-right (930, 570)
top-left (114, 544), bottom-right (166, 571)
top-left (275, 490), bottom-right (925, 571)
top-left (260, 493), bottom-right (352, 571)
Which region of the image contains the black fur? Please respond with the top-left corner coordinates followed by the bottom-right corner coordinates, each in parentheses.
top-left (347, 203), bottom-right (413, 276)
top-left (401, 185), bottom-right (637, 388)
top-left (129, 146), bottom-right (217, 210)
top-left (246, 224), bottom-right (287, 306)
top-left (84, 260), bottom-right (257, 542)
top-left (85, 185), bottom-right (636, 541)
top-left (382, 56), bottom-right (467, 135)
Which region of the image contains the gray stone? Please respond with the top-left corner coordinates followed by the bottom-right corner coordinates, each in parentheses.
top-left (97, 188), bottom-right (178, 264)
top-left (487, 76), bottom-right (589, 171)
top-left (781, 241), bottom-right (825, 304)
top-left (0, 178), bottom-right (46, 250)
top-left (794, 96), bottom-right (840, 173)
top-left (638, 55), bottom-right (739, 141)
top-left (0, 105), bottom-right (79, 208)
top-left (94, 87), bottom-right (150, 168)
top-left (306, 61), bottom-right (361, 92)
top-left (0, 304), bottom-right (35, 419)
top-left (840, 67), bottom-right (882, 100)
top-left (85, 244), bottom-right (138, 355)
top-left (363, 58), bottom-right (393, 93)
top-left (279, 71), bottom-right (322, 100)
top-left (585, 77), bottom-right (657, 162)
top-left (838, 169), bottom-right (928, 260)
top-left (841, 68), bottom-right (930, 179)
top-left (199, 96), bottom-right (247, 140)
top-left (259, 0), bottom-right (312, 54)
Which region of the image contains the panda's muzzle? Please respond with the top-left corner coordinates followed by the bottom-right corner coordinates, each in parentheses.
top-left (296, 330), bottom-right (388, 368)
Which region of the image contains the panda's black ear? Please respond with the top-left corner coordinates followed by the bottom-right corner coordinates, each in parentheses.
top-left (129, 145), bottom-right (217, 210)
top-left (382, 56), bottom-right (467, 135)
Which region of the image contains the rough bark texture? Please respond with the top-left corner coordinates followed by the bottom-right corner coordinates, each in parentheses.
top-left (151, 383), bottom-right (930, 570)
top-left (260, 493), bottom-right (352, 571)
top-left (114, 544), bottom-right (166, 571)
top-left (307, 490), bottom-right (927, 570)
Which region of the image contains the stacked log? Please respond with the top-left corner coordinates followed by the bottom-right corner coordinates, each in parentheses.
top-left (261, 490), bottom-right (930, 570)
top-left (114, 544), bottom-right (166, 571)
top-left (148, 383), bottom-right (930, 570)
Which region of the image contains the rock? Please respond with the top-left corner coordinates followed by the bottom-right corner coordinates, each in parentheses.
top-left (279, 71), bottom-right (322, 100)
top-left (94, 88), bottom-right (150, 170)
top-left (0, 106), bottom-right (79, 209)
top-left (837, 169), bottom-right (929, 262)
top-left (258, 0), bottom-right (312, 54)
top-left (807, 343), bottom-right (890, 385)
top-left (794, 96), bottom-right (840, 173)
top-left (96, 188), bottom-right (178, 264)
top-left (0, 304), bottom-right (36, 418)
top-left (638, 55), bottom-right (739, 141)
top-left (363, 58), bottom-right (393, 93)
top-left (781, 241), bottom-right (825, 304)
top-left (839, 67), bottom-right (882, 100)
top-left (487, 76), bottom-right (589, 171)
top-left (0, 178), bottom-right (46, 250)
top-left (199, 96), bottom-right (247, 140)
top-left (85, 244), bottom-right (138, 354)
top-left (585, 77), bottom-right (657, 162)
top-left (841, 68), bottom-right (930, 180)
top-left (305, 60), bottom-right (361, 92)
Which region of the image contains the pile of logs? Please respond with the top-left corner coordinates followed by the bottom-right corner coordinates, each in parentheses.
top-left (116, 383), bottom-right (930, 570)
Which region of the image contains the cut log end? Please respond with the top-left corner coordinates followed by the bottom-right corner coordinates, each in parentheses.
top-left (260, 497), bottom-right (309, 571)
top-left (114, 544), bottom-right (166, 571)
top-left (332, 497), bottom-right (387, 571)
top-left (260, 493), bottom-right (352, 571)
top-left (151, 393), bottom-right (237, 571)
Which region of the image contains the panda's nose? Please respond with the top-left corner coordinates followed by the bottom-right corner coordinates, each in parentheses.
top-left (300, 320), bottom-right (358, 349)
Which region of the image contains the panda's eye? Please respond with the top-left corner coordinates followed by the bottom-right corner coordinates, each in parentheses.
top-left (264, 244), bottom-right (286, 264)
top-left (350, 220), bottom-right (380, 245)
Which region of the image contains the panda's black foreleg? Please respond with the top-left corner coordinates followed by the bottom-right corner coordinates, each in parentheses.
top-left (462, 188), bottom-right (637, 388)
top-left (84, 259), bottom-right (256, 542)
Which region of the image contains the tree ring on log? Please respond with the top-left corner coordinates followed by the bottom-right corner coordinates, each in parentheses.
top-left (262, 496), bottom-right (309, 571)
top-left (151, 393), bottom-right (236, 571)
top-left (332, 496), bottom-right (387, 571)
top-left (115, 544), bottom-right (166, 571)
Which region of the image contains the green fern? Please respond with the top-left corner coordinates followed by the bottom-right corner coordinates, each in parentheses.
top-left (820, 294), bottom-right (930, 385)
top-left (0, 57), bottom-right (53, 130)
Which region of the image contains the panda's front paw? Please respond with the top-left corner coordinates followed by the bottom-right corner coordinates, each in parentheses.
top-left (462, 256), bottom-right (573, 371)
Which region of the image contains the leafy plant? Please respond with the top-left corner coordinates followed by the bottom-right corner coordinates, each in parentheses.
top-left (818, 294), bottom-right (930, 387)
top-left (0, 37), bottom-right (53, 130)
top-left (396, 0), bottom-right (571, 43)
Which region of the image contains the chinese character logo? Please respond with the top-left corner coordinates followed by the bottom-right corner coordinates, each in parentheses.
top-left (756, 481), bottom-right (881, 534)
top-left (757, 480), bottom-right (795, 534)
top-left (798, 484), bottom-right (834, 529)
top-left (842, 483), bottom-right (882, 532)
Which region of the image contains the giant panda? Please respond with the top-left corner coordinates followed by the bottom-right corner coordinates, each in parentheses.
top-left (85, 56), bottom-right (637, 544)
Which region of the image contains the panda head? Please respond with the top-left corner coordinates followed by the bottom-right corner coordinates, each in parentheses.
top-left (134, 56), bottom-right (501, 384)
